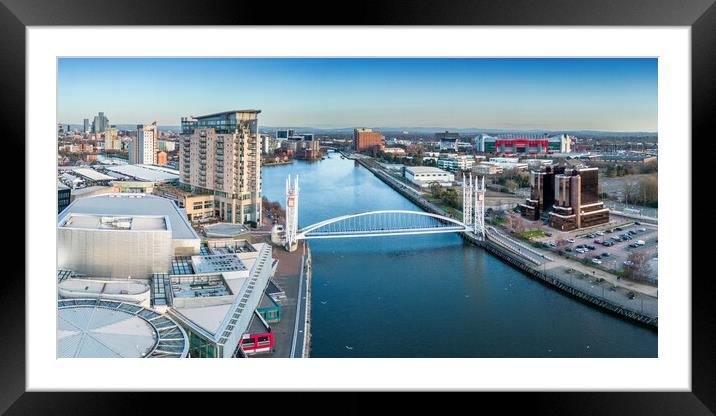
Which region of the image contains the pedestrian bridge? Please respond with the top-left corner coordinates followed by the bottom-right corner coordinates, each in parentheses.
top-left (283, 174), bottom-right (486, 251)
top-left (296, 210), bottom-right (471, 240)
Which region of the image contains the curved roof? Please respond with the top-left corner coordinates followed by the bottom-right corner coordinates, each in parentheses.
top-left (58, 299), bottom-right (188, 358)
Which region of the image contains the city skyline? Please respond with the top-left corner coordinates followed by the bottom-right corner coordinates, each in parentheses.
top-left (58, 58), bottom-right (658, 132)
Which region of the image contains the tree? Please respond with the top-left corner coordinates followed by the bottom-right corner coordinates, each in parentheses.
top-left (429, 182), bottom-right (444, 199)
top-left (624, 251), bottom-right (650, 281)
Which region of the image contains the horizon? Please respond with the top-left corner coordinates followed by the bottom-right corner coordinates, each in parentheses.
top-left (58, 58), bottom-right (658, 132)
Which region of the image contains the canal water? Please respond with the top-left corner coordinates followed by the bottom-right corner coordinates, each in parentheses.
top-left (262, 153), bottom-right (657, 357)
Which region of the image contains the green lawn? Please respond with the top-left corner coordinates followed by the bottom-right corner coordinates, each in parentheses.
top-left (521, 230), bottom-right (547, 239)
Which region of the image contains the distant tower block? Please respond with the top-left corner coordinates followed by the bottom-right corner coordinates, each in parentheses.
top-left (473, 176), bottom-right (486, 241)
top-left (285, 174), bottom-right (300, 252)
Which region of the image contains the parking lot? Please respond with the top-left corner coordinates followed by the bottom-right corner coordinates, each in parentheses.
top-left (531, 221), bottom-right (658, 281)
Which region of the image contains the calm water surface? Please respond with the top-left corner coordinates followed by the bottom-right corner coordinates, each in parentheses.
top-left (262, 153), bottom-right (657, 357)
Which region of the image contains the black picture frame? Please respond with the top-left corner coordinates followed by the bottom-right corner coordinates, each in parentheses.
top-left (1, 0), bottom-right (712, 414)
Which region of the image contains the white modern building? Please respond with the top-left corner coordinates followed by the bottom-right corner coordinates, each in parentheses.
top-left (58, 193), bottom-right (201, 278)
top-left (403, 166), bottom-right (455, 188)
top-left (130, 122), bottom-right (158, 165)
top-left (436, 155), bottom-right (484, 172)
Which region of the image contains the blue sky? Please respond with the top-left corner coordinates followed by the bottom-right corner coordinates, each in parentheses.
top-left (58, 58), bottom-right (657, 132)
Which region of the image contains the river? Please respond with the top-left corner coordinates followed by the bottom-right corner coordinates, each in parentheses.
top-left (261, 152), bottom-right (657, 358)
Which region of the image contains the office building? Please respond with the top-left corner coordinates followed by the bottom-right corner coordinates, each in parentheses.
top-left (403, 166), bottom-right (455, 188)
top-left (91, 112), bottom-right (109, 134)
top-left (153, 184), bottom-right (215, 223)
top-left (436, 155), bottom-right (479, 172)
top-left (436, 131), bottom-right (460, 152)
top-left (58, 181), bottom-right (71, 213)
top-left (476, 133), bottom-right (573, 154)
top-left (83, 118), bottom-right (90, 134)
top-left (353, 128), bottom-right (384, 151)
top-left (519, 166), bottom-right (565, 220)
top-left (548, 167), bottom-right (610, 231)
top-left (181, 116), bottom-right (198, 134)
top-left (179, 110), bottom-right (262, 225)
top-left (130, 122), bottom-right (158, 165)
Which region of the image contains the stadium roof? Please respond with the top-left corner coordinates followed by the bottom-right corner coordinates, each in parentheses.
top-left (59, 193), bottom-right (199, 240)
top-left (57, 298), bottom-right (188, 358)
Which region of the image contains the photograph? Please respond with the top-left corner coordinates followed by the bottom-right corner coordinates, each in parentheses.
top-left (55, 57), bottom-right (659, 359)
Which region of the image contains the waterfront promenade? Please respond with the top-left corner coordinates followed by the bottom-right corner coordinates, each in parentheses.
top-left (348, 152), bottom-right (657, 327)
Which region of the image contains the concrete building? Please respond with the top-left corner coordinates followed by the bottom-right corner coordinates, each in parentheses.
top-left (58, 193), bottom-right (201, 278)
top-left (130, 122), bottom-right (158, 165)
top-left (436, 131), bottom-right (460, 152)
top-left (153, 184), bottom-right (216, 223)
top-left (548, 167), bottom-right (610, 231)
top-left (403, 166), bottom-right (455, 188)
top-left (353, 128), bottom-right (384, 151)
top-left (104, 126), bottom-right (122, 151)
top-left (179, 110), bottom-right (262, 225)
top-left (83, 118), bottom-right (90, 134)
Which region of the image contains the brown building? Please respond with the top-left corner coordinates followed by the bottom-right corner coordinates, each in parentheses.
top-left (548, 167), bottom-right (610, 231)
top-left (353, 128), bottom-right (384, 151)
top-left (520, 166), bottom-right (564, 220)
top-left (153, 184), bottom-right (215, 223)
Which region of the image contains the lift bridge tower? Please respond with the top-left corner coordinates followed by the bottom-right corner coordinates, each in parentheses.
top-left (462, 174), bottom-right (486, 240)
top-left (285, 174), bottom-right (299, 252)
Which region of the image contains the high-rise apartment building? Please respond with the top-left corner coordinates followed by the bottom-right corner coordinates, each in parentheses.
top-left (104, 126), bottom-right (121, 150)
top-left (548, 167), bottom-right (609, 231)
top-left (353, 128), bottom-right (384, 151)
top-left (179, 110), bottom-right (262, 225)
top-left (130, 122), bottom-right (158, 165)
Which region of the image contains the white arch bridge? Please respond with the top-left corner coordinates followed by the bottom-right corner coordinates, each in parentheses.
top-left (297, 210), bottom-right (471, 239)
top-left (283, 174), bottom-right (486, 251)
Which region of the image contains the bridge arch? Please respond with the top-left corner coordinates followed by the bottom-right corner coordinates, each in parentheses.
top-left (296, 210), bottom-right (469, 239)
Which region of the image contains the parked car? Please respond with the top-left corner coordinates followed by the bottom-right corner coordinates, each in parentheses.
top-left (592, 258), bottom-right (602, 265)
top-left (636, 240), bottom-right (645, 246)
top-left (567, 238), bottom-right (575, 243)
top-left (624, 260), bottom-right (634, 267)
top-left (596, 231), bottom-right (604, 236)
top-left (587, 245), bottom-right (596, 250)
top-left (594, 239), bottom-right (602, 244)
top-left (601, 252), bottom-right (610, 258)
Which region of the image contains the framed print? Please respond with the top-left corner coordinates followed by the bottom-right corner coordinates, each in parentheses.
top-left (2, 0), bottom-right (713, 413)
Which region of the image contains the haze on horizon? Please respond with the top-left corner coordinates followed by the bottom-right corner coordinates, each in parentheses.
top-left (58, 58), bottom-right (658, 133)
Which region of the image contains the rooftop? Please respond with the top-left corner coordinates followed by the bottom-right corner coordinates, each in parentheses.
top-left (405, 166), bottom-right (451, 174)
top-left (59, 193), bottom-right (199, 240)
top-left (60, 213), bottom-right (169, 232)
top-left (104, 164), bottom-right (179, 183)
top-left (57, 298), bottom-right (188, 358)
top-left (195, 110), bottom-right (261, 119)
top-left (70, 168), bottom-right (115, 181)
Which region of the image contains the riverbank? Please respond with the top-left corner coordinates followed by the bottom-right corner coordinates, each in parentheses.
top-left (348, 152), bottom-right (657, 329)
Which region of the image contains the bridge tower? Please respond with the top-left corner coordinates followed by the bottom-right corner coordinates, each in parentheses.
top-left (285, 174), bottom-right (299, 252)
top-left (462, 174), bottom-right (474, 226)
top-left (473, 176), bottom-right (486, 240)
